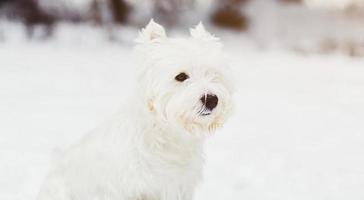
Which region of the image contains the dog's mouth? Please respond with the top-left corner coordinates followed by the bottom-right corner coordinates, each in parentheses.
top-left (198, 107), bottom-right (212, 116)
top-left (200, 111), bottom-right (212, 116)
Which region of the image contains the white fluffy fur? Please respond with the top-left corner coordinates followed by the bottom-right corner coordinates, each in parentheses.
top-left (37, 20), bottom-right (234, 200)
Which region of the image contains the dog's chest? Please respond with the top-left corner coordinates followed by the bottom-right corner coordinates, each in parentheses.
top-left (140, 139), bottom-right (203, 179)
top-left (124, 136), bottom-right (204, 195)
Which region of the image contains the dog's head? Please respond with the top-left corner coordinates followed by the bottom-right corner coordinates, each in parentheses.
top-left (134, 20), bottom-right (234, 136)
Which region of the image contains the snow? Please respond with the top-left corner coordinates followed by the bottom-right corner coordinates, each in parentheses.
top-left (1, 23), bottom-right (364, 200)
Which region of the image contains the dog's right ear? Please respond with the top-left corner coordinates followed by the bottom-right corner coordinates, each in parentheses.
top-left (135, 19), bottom-right (166, 43)
top-left (190, 22), bottom-right (219, 42)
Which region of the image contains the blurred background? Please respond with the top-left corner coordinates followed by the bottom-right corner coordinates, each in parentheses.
top-left (1, 0), bottom-right (364, 55)
top-left (1, 0), bottom-right (364, 200)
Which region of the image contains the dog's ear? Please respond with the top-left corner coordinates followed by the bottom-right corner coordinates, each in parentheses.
top-left (135, 19), bottom-right (166, 43)
top-left (190, 22), bottom-right (219, 41)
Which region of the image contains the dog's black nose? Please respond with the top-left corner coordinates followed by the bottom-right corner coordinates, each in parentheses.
top-left (200, 94), bottom-right (218, 111)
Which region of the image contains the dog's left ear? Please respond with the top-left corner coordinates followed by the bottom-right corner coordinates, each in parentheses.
top-left (135, 19), bottom-right (166, 43)
top-left (190, 22), bottom-right (219, 41)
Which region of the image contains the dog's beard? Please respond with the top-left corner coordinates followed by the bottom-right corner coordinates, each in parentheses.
top-left (177, 108), bottom-right (226, 137)
top-left (161, 95), bottom-right (231, 137)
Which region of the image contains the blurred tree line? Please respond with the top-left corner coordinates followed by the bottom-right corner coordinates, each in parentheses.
top-left (1, 0), bottom-right (362, 56)
top-left (1, 0), bottom-right (349, 38)
top-left (0, 0), bottom-right (259, 37)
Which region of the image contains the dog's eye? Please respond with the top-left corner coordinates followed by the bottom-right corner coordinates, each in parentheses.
top-left (175, 72), bottom-right (189, 82)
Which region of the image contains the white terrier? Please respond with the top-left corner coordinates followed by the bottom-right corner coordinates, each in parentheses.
top-left (38, 20), bottom-right (234, 200)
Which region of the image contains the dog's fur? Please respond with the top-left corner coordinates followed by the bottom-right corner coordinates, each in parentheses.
top-left (37, 20), bottom-right (233, 200)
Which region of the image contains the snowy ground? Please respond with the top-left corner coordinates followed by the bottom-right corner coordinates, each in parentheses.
top-left (1, 25), bottom-right (364, 200)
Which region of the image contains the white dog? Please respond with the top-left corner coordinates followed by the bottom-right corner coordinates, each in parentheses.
top-left (37, 20), bottom-right (234, 200)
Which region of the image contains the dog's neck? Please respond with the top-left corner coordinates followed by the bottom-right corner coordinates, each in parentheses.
top-left (122, 97), bottom-right (205, 165)
top-left (142, 102), bottom-right (204, 148)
